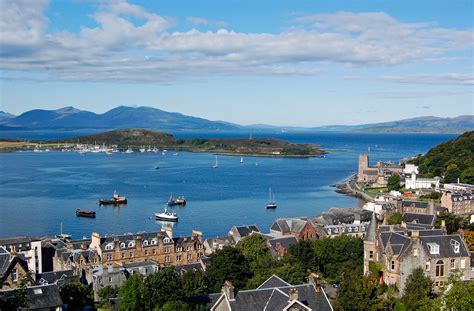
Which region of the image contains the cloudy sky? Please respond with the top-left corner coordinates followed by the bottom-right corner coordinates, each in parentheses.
top-left (0, 0), bottom-right (472, 126)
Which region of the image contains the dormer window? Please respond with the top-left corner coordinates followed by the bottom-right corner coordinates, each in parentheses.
top-left (120, 242), bottom-right (126, 248)
top-left (128, 241), bottom-right (135, 248)
top-left (163, 237), bottom-right (170, 243)
top-left (151, 239), bottom-right (157, 245)
top-left (450, 240), bottom-right (460, 253)
top-left (143, 240), bottom-right (149, 246)
top-left (427, 243), bottom-right (439, 255)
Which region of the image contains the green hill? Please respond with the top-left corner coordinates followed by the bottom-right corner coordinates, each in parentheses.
top-left (412, 131), bottom-right (474, 184)
top-left (57, 128), bottom-right (326, 157)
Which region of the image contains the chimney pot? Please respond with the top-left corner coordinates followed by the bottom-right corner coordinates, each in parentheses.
top-left (289, 288), bottom-right (299, 301)
top-left (222, 280), bottom-right (235, 300)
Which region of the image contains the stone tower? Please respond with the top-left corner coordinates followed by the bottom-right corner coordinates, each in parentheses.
top-left (363, 210), bottom-right (378, 275)
top-left (358, 154), bottom-right (369, 181)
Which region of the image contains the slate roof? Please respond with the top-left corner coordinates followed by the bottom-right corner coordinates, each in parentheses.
top-left (0, 247), bottom-right (10, 276)
top-left (0, 284), bottom-right (63, 309)
top-left (403, 213), bottom-right (435, 226)
top-left (175, 262), bottom-right (204, 274)
top-left (420, 235), bottom-right (470, 258)
top-left (402, 200), bottom-right (429, 209)
top-left (268, 236), bottom-right (298, 254)
top-left (36, 270), bottom-right (75, 285)
top-left (380, 232), bottom-right (411, 256)
top-left (365, 210), bottom-right (378, 242)
top-left (232, 225), bottom-right (261, 238)
top-left (270, 218), bottom-right (309, 234)
top-left (257, 275), bottom-right (291, 289)
top-left (101, 231), bottom-right (170, 250)
top-left (210, 274), bottom-right (332, 311)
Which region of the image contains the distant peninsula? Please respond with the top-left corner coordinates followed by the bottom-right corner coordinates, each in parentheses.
top-left (0, 129), bottom-right (326, 157)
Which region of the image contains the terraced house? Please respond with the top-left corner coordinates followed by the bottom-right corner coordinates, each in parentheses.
top-left (90, 229), bottom-right (205, 266)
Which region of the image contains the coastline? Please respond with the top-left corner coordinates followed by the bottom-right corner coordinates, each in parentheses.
top-left (334, 174), bottom-right (374, 203)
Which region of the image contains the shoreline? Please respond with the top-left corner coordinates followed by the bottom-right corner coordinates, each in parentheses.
top-left (334, 174), bottom-right (374, 203)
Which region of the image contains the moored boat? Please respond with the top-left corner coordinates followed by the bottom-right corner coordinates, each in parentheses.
top-left (99, 191), bottom-right (127, 205)
top-left (266, 188), bottom-right (277, 209)
top-left (155, 205), bottom-right (178, 222)
top-left (76, 209), bottom-right (96, 218)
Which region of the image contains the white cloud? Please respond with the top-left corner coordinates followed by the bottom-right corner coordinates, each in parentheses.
top-left (187, 17), bottom-right (228, 27)
top-left (346, 73), bottom-right (474, 86)
top-left (0, 1), bottom-right (472, 83)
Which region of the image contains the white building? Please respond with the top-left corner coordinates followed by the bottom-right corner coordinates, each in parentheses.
top-left (405, 174), bottom-right (440, 190)
top-left (0, 237), bottom-right (43, 273)
top-left (403, 164), bottom-right (419, 175)
top-left (444, 182), bottom-right (474, 192)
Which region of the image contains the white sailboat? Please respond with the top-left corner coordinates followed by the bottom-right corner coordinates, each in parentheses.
top-left (213, 156), bottom-right (219, 168)
top-left (240, 157), bottom-right (244, 164)
top-left (266, 188), bottom-right (277, 209)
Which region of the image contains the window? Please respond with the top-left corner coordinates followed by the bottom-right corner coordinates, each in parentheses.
top-left (143, 240), bottom-right (148, 246)
top-left (426, 261), bottom-right (430, 271)
top-left (130, 252), bottom-right (133, 258)
top-left (105, 243), bottom-right (113, 250)
top-left (11, 268), bottom-right (17, 283)
top-left (369, 251), bottom-right (374, 259)
top-left (165, 246), bottom-right (170, 253)
top-left (187, 253), bottom-right (192, 260)
top-left (122, 252), bottom-right (125, 259)
top-left (165, 256), bottom-right (170, 263)
top-left (128, 241), bottom-right (135, 248)
top-left (120, 242), bottom-right (126, 248)
top-left (435, 260), bottom-right (444, 277)
top-left (163, 237), bottom-right (170, 243)
top-left (176, 255), bottom-right (182, 261)
top-left (428, 243), bottom-right (439, 254)
top-left (108, 277), bottom-right (112, 283)
top-left (450, 240), bottom-right (460, 253)
top-left (151, 239), bottom-right (157, 245)
top-left (152, 249), bottom-right (156, 255)
top-left (176, 247), bottom-right (182, 252)
top-left (450, 259), bottom-right (455, 269)
top-left (391, 261), bottom-right (395, 270)
top-left (145, 250), bottom-right (148, 256)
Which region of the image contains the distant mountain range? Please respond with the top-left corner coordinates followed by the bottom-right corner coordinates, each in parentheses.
top-left (0, 106), bottom-right (472, 133)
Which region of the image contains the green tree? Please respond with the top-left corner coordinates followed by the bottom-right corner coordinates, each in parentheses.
top-left (181, 270), bottom-right (208, 297)
top-left (402, 267), bottom-right (433, 310)
top-left (435, 212), bottom-right (463, 234)
top-left (288, 240), bottom-right (318, 272)
top-left (205, 246), bottom-right (251, 292)
top-left (60, 282), bottom-right (94, 308)
top-left (156, 300), bottom-right (190, 311)
top-left (312, 236), bottom-right (363, 280)
top-left (442, 271), bottom-right (474, 311)
top-left (388, 212), bottom-right (403, 225)
top-left (119, 274), bottom-right (145, 311)
top-left (142, 267), bottom-right (183, 310)
top-left (271, 259), bottom-right (307, 285)
top-left (335, 272), bottom-right (384, 311)
top-left (387, 175), bottom-right (401, 191)
top-left (97, 285), bottom-right (119, 307)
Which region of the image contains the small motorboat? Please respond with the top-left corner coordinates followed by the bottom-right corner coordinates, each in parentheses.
top-left (76, 209), bottom-right (96, 218)
top-left (155, 165), bottom-right (160, 170)
top-left (175, 196), bottom-right (186, 205)
top-left (155, 206), bottom-right (178, 222)
top-left (99, 191), bottom-right (127, 205)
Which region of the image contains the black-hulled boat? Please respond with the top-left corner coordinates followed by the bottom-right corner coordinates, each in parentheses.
top-left (99, 191), bottom-right (127, 205)
top-left (167, 194), bottom-right (186, 206)
top-left (76, 209), bottom-right (96, 218)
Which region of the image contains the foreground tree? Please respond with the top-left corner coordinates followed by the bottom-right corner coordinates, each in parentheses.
top-left (387, 175), bottom-right (401, 191)
top-left (181, 270), bottom-right (208, 297)
top-left (335, 272), bottom-right (384, 311)
top-left (442, 271), bottom-right (474, 311)
top-left (388, 212), bottom-right (402, 225)
top-left (288, 240), bottom-right (318, 272)
top-left (60, 282), bottom-right (94, 309)
top-left (119, 274), bottom-right (145, 311)
top-left (402, 267), bottom-right (433, 310)
top-left (142, 267), bottom-right (183, 310)
top-left (205, 246), bottom-right (251, 292)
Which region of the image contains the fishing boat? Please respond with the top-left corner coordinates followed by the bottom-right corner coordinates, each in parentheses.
top-left (99, 191), bottom-right (127, 205)
top-left (266, 188), bottom-right (277, 209)
top-left (155, 205), bottom-right (178, 222)
top-left (175, 196), bottom-right (187, 205)
top-left (213, 156), bottom-right (219, 168)
top-left (76, 209), bottom-right (96, 218)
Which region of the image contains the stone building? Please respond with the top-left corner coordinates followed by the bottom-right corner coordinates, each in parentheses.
top-left (0, 246), bottom-right (35, 290)
top-left (270, 218), bottom-right (319, 241)
top-left (0, 236), bottom-right (42, 274)
top-left (203, 236), bottom-right (235, 255)
top-left (441, 191), bottom-right (474, 216)
top-left (364, 213), bottom-right (471, 293)
top-left (358, 154), bottom-right (403, 186)
top-left (90, 229), bottom-right (205, 267)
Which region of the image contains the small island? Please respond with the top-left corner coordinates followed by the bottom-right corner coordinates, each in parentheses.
top-left (0, 129), bottom-right (326, 157)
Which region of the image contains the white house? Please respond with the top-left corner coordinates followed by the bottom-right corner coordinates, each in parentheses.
top-left (405, 174), bottom-right (440, 190)
top-left (403, 164), bottom-right (419, 175)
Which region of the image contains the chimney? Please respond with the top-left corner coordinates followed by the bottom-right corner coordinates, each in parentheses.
top-left (308, 273), bottom-right (321, 293)
top-left (192, 230), bottom-right (203, 241)
top-left (289, 288), bottom-right (299, 301)
top-left (222, 281), bottom-right (235, 300)
top-left (401, 221), bottom-right (407, 229)
top-left (412, 230), bottom-right (419, 240)
top-left (457, 178), bottom-right (460, 184)
top-left (162, 226), bottom-right (173, 239)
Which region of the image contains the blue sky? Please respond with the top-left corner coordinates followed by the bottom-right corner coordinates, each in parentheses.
top-left (0, 0), bottom-right (472, 126)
